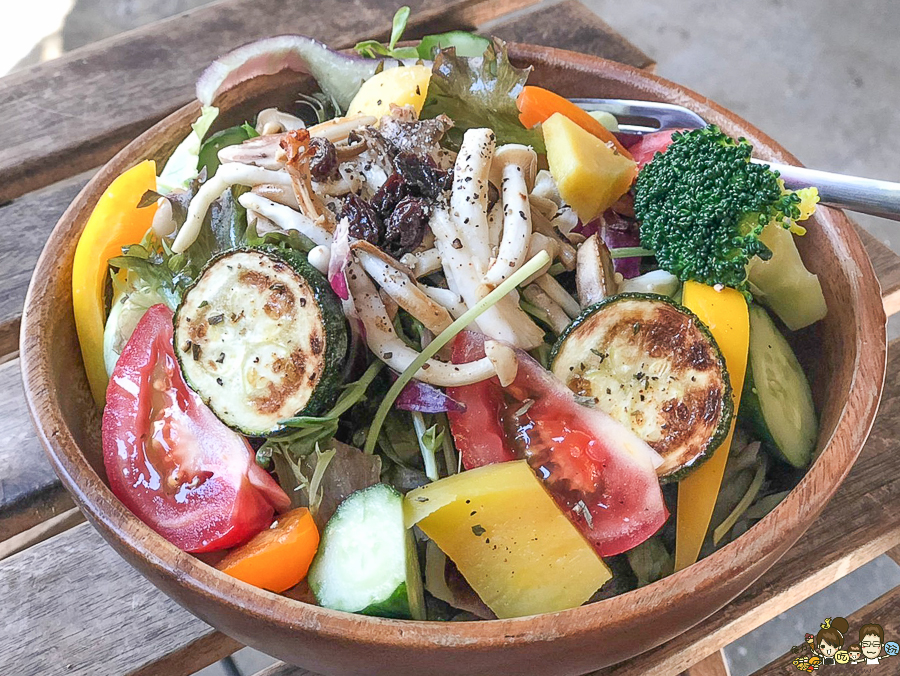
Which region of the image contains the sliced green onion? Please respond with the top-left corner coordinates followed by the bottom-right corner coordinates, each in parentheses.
top-left (609, 246), bottom-right (655, 259)
top-left (713, 459), bottom-right (767, 545)
top-left (412, 412), bottom-right (439, 481)
top-left (363, 251), bottom-right (551, 454)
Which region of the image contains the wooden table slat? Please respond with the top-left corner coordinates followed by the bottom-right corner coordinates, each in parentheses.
top-left (0, 358), bottom-right (73, 543)
top-left (0, 522), bottom-right (239, 676)
top-left (681, 652), bottom-right (732, 676)
top-left (750, 577), bottom-right (900, 675)
top-left (485, 0), bottom-right (654, 70)
top-left (0, 170), bottom-right (93, 358)
top-left (859, 229), bottom-right (900, 318)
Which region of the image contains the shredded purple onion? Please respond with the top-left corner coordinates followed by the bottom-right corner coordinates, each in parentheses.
top-left (396, 379), bottom-right (466, 413)
top-left (328, 217), bottom-right (351, 300)
top-left (602, 212), bottom-right (643, 279)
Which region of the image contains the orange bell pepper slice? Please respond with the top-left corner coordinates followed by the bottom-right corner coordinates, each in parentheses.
top-left (516, 86), bottom-right (632, 160)
top-left (72, 160), bottom-right (158, 406)
top-left (217, 507), bottom-right (320, 593)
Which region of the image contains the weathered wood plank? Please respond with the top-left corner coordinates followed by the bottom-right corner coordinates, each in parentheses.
top-left (0, 506), bottom-right (84, 561)
top-left (0, 171), bottom-right (92, 358)
top-left (0, 0), bottom-right (539, 203)
top-left (0, 358), bottom-right (73, 544)
top-left (251, 663), bottom-right (319, 676)
top-left (486, 0), bottom-right (655, 70)
top-left (751, 579), bottom-right (900, 676)
top-left (681, 652), bottom-right (731, 676)
top-left (0, 522), bottom-right (241, 676)
top-left (860, 229), bottom-right (900, 319)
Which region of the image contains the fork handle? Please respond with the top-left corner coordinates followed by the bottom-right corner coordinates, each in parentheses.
top-left (759, 160), bottom-right (900, 221)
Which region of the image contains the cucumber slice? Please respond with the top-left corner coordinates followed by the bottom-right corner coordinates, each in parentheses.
top-left (308, 484), bottom-right (425, 620)
top-left (417, 31), bottom-right (491, 59)
top-left (550, 293), bottom-right (732, 482)
top-left (739, 304), bottom-right (818, 467)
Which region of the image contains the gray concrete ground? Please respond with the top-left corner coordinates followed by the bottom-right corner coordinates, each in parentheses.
top-left (4, 0), bottom-right (900, 674)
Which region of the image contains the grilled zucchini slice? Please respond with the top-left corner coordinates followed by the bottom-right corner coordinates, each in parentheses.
top-left (174, 246), bottom-right (347, 436)
top-left (550, 293), bottom-right (732, 482)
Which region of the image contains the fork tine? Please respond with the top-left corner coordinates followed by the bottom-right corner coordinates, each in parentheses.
top-left (569, 98), bottom-right (708, 132)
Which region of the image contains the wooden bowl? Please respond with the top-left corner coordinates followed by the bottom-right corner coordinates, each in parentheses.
top-left (20, 43), bottom-right (887, 676)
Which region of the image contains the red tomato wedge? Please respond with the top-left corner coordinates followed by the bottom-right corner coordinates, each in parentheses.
top-left (628, 129), bottom-right (684, 169)
top-left (102, 304), bottom-right (290, 553)
top-left (447, 332), bottom-right (667, 557)
top-left (446, 332), bottom-right (516, 470)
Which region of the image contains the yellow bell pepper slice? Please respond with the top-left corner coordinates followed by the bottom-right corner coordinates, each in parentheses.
top-left (675, 281), bottom-right (750, 571)
top-left (73, 160), bottom-right (158, 406)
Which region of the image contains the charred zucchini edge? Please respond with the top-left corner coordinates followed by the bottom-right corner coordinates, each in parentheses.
top-left (549, 292), bottom-right (733, 483)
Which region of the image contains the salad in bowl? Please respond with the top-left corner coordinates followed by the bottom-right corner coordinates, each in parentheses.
top-left (73, 8), bottom-right (828, 622)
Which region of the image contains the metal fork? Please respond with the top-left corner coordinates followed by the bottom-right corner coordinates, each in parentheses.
top-left (572, 98), bottom-right (900, 221)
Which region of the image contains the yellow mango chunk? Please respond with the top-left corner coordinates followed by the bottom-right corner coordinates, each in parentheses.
top-left (347, 65), bottom-right (431, 119)
top-left (543, 112), bottom-right (637, 223)
top-left (405, 461), bottom-right (611, 619)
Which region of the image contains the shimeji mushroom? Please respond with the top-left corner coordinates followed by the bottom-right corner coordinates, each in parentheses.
top-left (521, 284), bottom-right (570, 334)
top-left (255, 107), bottom-right (307, 135)
top-left (576, 233), bottom-right (618, 307)
top-left (483, 144), bottom-right (537, 287)
top-left (238, 192), bottom-right (332, 246)
top-left (252, 183), bottom-right (300, 209)
top-left (535, 273), bottom-right (580, 318)
top-left (172, 163), bottom-right (294, 252)
top-left (352, 241), bottom-right (454, 336)
top-left (400, 248), bottom-right (443, 278)
top-left (346, 260), bottom-right (498, 386)
top-left (430, 130), bottom-right (545, 350)
top-left (217, 133), bottom-right (286, 169)
top-left (280, 129), bottom-right (335, 233)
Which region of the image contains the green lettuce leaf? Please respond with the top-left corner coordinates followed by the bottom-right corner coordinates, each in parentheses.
top-left (157, 106), bottom-right (219, 194)
top-left (420, 38), bottom-right (544, 152)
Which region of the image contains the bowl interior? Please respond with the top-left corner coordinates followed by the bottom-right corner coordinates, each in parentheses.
top-left (20, 43), bottom-right (887, 675)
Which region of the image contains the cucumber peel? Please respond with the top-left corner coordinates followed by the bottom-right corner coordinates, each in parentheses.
top-left (308, 484), bottom-right (425, 619)
top-left (739, 304), bottom-right (817, 467)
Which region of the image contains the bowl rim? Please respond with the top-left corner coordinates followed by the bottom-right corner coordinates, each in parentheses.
top-left (20, 41), bottom-right (887, 654)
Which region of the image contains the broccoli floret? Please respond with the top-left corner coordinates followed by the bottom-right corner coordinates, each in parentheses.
top-left (633, 125), bottom-right (809, 290)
